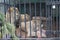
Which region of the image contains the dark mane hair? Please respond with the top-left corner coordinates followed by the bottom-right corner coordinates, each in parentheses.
top-left (14, 14), bottom-right (21, 28)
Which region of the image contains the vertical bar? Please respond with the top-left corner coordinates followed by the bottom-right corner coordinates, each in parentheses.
top-left (8, 0), bottom-right (11, 39)
top-left (46, 5), bottom-right (52, 38)
top-left (46, 2), bottom-right (48, 38)
top-left (58, 5), bottom-right (59, 37)
top-left (56, 5), bottom-right (59, 37)
top-left (40, 1), bottom-right (42, 37)
top-left (24, 0), bottom-right (26, 38)
top-left (51, 4), bottom-right (53, 38)
top-left (50, 1), bottom-right (53, 38)
top-left (52, 4), bottom-right (57, 37)
top-left (19, 0), bottom-right (21, 38)
top-left (9, 0), bottom-right (11, 23)
top-left (29, 0), bottom-right (31, 37)
top-left (4, 0), bottom-right (6, 17)
top-left (50, 4), bottom-right (53, 36)
top-left (13, 0), bottom-right (16, 24)
top-left (59, 4), bottom-right (60, 37)
top-left (46, 1), bottom-right (51, 38)
top-left (11, 0), bottom-right (16, 39)
top-left (34, 2), bottom-right (37, 37)
top-left (48, 5), bottom-right (51, 30)
top-left (52, 5), bottom-right (55, 38)
top-left (54, 4), bottom-right (57, 37)
top-left (55, 5), bottom-right (57, 37)
top-left (46, 5), bottom-right (48, 31)
top-left (4, 0), bottom-right (7, 38)
top-left (48, 5), bottom-right (51, 37)
top-left (58, 5), bottom-right (59, 38)
top-left (50, 6), bottom-right (51, 33)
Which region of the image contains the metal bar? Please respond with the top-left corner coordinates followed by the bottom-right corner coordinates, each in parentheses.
top-left (57, 5), bottom-right (59, 37)
top-left (13, 0), bottom-right (16, 24)
top-left (4, 0), bottom-right (6, 23)
top-left (29, 0), bottom-right (32, 37)
top-left (40, 2), bottom-right (42, 37)
top-left (59, 4), bottom-right (60, 37)
top-left (48, 5), bottom-right (51, 30)
top-left (58, 4), bottom-right (59, 37)
top-left (46, 4), bottom-right (52, 38)
top-left (56, 5), bottom-right (59, 37)
top-left (3, 0), bottom-right (6, 15)
top-left (4, 0), bottom-right (7, 38)
top-left (10, 0), bottom-right (16, 39)
top-left (46, 3), bottom-right (48, 38)
top-left (8, 0), bottom-right (11, 24)
top-left (55, 5), bottom-right (57, 37)
top-left (19, 0), bottom-right (21, 38)
top-left (3, 37), bottom-right (60, 39)
top-left (55, 4), bottom-right (58, 37)
top-left (34, 2), bottom-right (37, 37)
top-left (46, 5), bottom-right (49, 30)
top-left (52, 5), bottom-right (55, 38)
top-left (51, 4), bottom-right (53, 37)
top-left (24, 0), bottom-right (26, 38)
top-left (52, 5), bottom-right (54, 37)
top-left (48, 5), bottom-right (51, 37)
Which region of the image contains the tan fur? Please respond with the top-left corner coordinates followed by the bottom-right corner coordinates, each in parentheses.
top-left (20, 21), bottom-right (34, 37)
top-left (16, 16), bottom-right (47, 37)
top-left (15, 27), bottom-right (28, 38)
top-left (19, 18), bottom-right (41, 37)
top-left (19, 21), bottom-right (47, 37)
top-left (6, 7), bottom-right (19, 24)
top-left (32, 16), bottom-right (42, 30)
top-left (20, 14), bottom-right (30, 22)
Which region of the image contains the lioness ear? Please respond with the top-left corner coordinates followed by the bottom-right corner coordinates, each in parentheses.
top-left (15, 8), bottom-right (19, 13)
top-left (8, 7), bottom-right (14, 13)
top-left (20, 14), bottom-right (30, 22)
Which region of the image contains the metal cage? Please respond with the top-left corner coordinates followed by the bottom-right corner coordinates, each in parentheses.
top-left (0, 0), bottom-right (60, 40)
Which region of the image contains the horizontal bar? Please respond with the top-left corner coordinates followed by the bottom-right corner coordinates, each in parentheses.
top-left (1, 37), bottom-right (60, 39)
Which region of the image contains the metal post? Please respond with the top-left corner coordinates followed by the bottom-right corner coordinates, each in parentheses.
top-left (40, 1), bottom-right (42, 37)
top-left (29, 0), bottom-right (32, 37)
top-left (34, 1), bottom-right (37, 37)
top-left (24, 0), bottom-right (26, 38)
top-left (19, 0), bottom-right (21, 38)
top-left (59, 4), bottom-right (60, 37)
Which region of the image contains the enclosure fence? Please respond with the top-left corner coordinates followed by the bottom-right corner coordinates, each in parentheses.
top-left (0, 0), bottom-right (60, 40)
